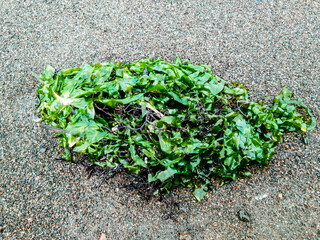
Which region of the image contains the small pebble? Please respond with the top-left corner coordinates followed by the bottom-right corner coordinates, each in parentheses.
top-left (179, 231), bottom-right (193, 240)
top-left (278, 193), bottom-right (283, 199)
top-left (238, 210), bottom-right (251, 222)
top-left (255, 193), bottom-right (269, 200)
top-left (100, 233), bottom-right (107, 240)
top-left (40, 148), bottom-right (46, 153)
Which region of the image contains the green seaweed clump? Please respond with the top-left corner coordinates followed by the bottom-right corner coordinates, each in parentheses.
top-left (37, 57), bottom-right (316, 200)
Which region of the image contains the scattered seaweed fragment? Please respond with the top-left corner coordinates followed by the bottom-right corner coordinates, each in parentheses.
top-left (36, 57), bottom-right (316, 201)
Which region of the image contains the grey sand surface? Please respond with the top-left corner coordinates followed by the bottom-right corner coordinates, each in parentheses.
top-left (1, 0), bottom-right (319, 239)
